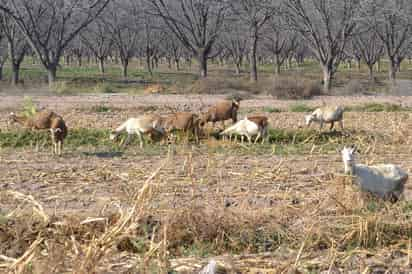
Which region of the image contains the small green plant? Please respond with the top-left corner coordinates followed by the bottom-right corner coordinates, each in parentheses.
top-left (22, 96), bottom-right (37, 117)
top-left (263, 107), bottom-right (282, 113)
top-left (93, 83), bottom-right (114, 93)
top-left (347, 103), bottom-right (412, 112)
top-left (289, 104), bottom-right (315, 113)
top-left (52, 81), bottom-right (73, 94)
top-left (90, 105), bottom-right (115, 113)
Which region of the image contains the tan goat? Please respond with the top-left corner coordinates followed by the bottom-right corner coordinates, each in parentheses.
top-left (200, 99), bottom-right (240, 129)
top-left (110, 114), bottom-right (165, 148)
top-left (246, 115), bottom-right (269, 144)
top-left (8, 110), bottom-right (68, 155)
top-left (162, 112), bottom-right (200, 143)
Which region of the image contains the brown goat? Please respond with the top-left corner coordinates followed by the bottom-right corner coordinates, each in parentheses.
top-left (162, 112), bottom-right (200, 143)
top-left (246, 115), bottom-right (269, 144)
top-left (200, 99), bottom-right (240, 129)
top-left (8, 110), bottom-right (68, 155)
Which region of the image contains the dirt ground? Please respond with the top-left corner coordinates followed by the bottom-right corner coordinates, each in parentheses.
top-left (1, 94), bottom-right (412, 273)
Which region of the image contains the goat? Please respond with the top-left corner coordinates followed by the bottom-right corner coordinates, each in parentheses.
top-left (200, 99), bottom-right (240, 129)
top-left (246, 115), bottom-right (269, 144)
top-left (305, 106), bottom-right (344, 131)
top-left (341, 146), bottom-right (408, 202)
top-left (8, 110), bottom-right (68, 155)
top-left (219, 117), bottom-right (260, 144)
top-left (110, 114), bottom-right (165, 148)
top-left (161, 112), bottom-right (200, 143)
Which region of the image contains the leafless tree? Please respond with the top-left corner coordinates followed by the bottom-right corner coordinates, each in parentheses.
top-left (161, 32), bottom-right (185, 71)
top-left (361, 0), bottom-right (412, 85)
top-left (351, 31), bottom-right (384, 80)
top-left (147, 0), bottom-right (228, 78)
top-left (0, 12), bottom-right (28, 85)
top-left (0, 0), bottom-right (111, 85)
top-left (284, 0), bottom-right (359, 91)
top-left (220, 21), bottom-right (248, 75)
top-left (0, 35), bottom-right (7, 80)
top-left (230, 0), bottom-right (277, 82)
top-left (263, 16), bottom-right (298, 75)
top-left (103, 1), bottom-right (140, 79)
top-left (81, 19), bottom-right (114, 75)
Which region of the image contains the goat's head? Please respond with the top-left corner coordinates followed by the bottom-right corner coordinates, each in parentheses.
top-left (7, 112), bottom-right (17, 126)
top-left (305, 114), bottom-right (315, 126)
top-left (198, 113), bottom-right (209, 127)
top-left (341, 146), bottom-right (356, 163)
top-left (232, 99), bottom-right (240, 108)
top-left (109, 131), bottom-right (119, 141)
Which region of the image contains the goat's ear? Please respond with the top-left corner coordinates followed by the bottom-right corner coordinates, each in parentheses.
top-left (350, 145), bottom-right (357, 153)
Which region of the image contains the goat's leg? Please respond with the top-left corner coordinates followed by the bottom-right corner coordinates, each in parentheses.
top-left (247, 134), bottom-right (252, 145)
top-left (57, 141), bottom-right (61, 156)
top-left (123, 134), bottom-right (132, 148)
top-left (262, 127), bottom-right (268, 144)
top-left (59, 141), bottom-right (63, 156)
top-left (254, 132), bottom-right (261, 144)
top-left (319, 121), bottom-right (324, 132)
top-left (339, 120), bottom-right (344, 130)
top-left (137, 132), bottom-right (144, 149)
top-left (330, 122), bottom-right (335, 131)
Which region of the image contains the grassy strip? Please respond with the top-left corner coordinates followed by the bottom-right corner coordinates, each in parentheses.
top-left (0, 128), bottom-right (380, 152)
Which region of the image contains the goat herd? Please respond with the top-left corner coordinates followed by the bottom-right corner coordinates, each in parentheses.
top-left (5, 99), bottom-right (409, 203)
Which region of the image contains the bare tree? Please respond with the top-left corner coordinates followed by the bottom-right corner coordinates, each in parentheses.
top-left (221, 21), bottom-right (248, 75)
top-left (147, 0), bottom-right (228, 78)
top-left (103, 1), bottom-right (140, 79)
top-left (161, 32), bottom-right (185, 71)
top-left (351, 31), bottom-right (384, 80)
top-left (284, 0), bottom-right (359, 91)
top-left (81, 19), bottom-right (114, 75)
top-left (0, 0), bottom-right (111, 85)
top-left (263, 16), bottom-right (298, 75)
top-left (230, 0), bottom-right (277, 82)
top-left (0, 12), bottom-right (28, 85)
top-left (0, 36), bottom-right (7, 80)
top-left (361, 0), bottom-right (412, 85)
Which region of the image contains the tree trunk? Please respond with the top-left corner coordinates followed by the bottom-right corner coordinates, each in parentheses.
top-left (98, 57), bottom-right (105, 75)
top-left (122, 59), bottom-right (129, 79)
top-left (274, 54), bottom-right (281, 75)
top-left (146, 54), bottom-right (152, 76)
top-left (11, 63), bottom-right (20, 85)
top-left (175, 59), bottom-right (180, 71)
top-left (47, 66), bottom-right (57, 85)
top-left (197, 51), bottom-right (208, 78)
top-left (368, 64), bottom-right (374, 81)
top-left (389, 59), bottom-right (397, 86)
top-left (77, 55), bottom-right (82, 67)
top-left (0, 65), bottom-right (3, 81)
top-left (235, 62), bottom-right (241, 75)
top-left (322, 65), bottom-right (332, 92)
top-left (357, 59), bottom-right (361, 71)
top-left (249, 31), bottom-right (258, 82)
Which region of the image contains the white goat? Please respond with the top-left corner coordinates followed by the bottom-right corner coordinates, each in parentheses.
top-left (110, 115), bottom-right (165, 148)
top-left (219, 117), bottom-right (260, 144)
top-left (341, 146), bottom-right (408, 202)
top-left (305, 106), bottom-right (344, 131)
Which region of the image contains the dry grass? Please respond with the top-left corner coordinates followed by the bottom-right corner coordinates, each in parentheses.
top-left (269, 76), bottom-right (323, 99)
